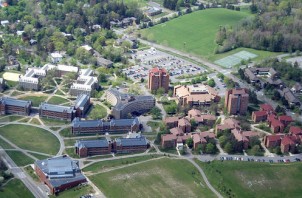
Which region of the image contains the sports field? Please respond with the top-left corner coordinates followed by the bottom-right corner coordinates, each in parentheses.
top-left (89, 158), bottom-right (215, 198)
top-left (140, 8), bottom-right (251, 58)
top-left (2, 72), bottom-right (20, 81)
top-left (0, 124), bottom-right (60, 155)
top-left (197, 160), bottom-right (302, 198)
top-left (214, 50), bottom-right (257, 68)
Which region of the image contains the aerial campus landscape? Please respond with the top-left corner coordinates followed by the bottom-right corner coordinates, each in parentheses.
top-left (0, 0), bottom-right (302, 198)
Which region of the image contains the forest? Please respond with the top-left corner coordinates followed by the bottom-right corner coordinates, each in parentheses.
top-left (215, 0), bottom-right (302, 53)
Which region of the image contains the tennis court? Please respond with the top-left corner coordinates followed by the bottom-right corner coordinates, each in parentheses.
top-left (215, 50), bottom-right (258, 68)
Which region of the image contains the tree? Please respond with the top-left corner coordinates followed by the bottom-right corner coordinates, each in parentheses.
top-left (249, 136), bottom-right (261, 148)
top-left (251, 145), bottom-right (262, 156)
top-left (156, 87), bottom-right (165, 96)
top-left (150, 106), bottom-right (162, 120)
top-left (190, 119), bottom-right (198, 131)
top-left (98, 73), bottom-right (107, 83)
top-left (206, 143), bottom-right (216, 154)
top-left (186, 138), bottom-right (193, 148)
top-left (207, 78), bottom-right (216, 87)
top-left (224, 142), bottom-right (233, 153)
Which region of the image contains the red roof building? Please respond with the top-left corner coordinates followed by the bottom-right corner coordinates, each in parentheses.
top-left (252, 111), bottom-right (268, 123)
top-left (289, 126), bottom-right (302, 136)
top-left (148, 67), bottom-right (169, 93)
top-left (164, 116), bottom-right (179, 129)
top-left (264, 134), bottom-right (283, 148)
top-left (260, 104), bottom-right (274, 113)
top-left (269, 118), bottom-right (284, 133)
top-left (278, 115), bottom-right (293, 127)
top-left (281, 136), bottom-right (296, 153)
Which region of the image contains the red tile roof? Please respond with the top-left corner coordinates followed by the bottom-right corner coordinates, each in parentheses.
top-left (253, 111), bottom-right (267, 117)
top-left (289, 126), bottom-right (302, 135)
top-left (266, 134), bottom-right (283, 142)
top-left (165, 116), bottom-right (179, 123)
top-left (281, 136), bottom-right (295, 146)
top-left (271, 118), bottom-right (284, 128)
top-left (279, 115), bottom-right (293, 122)
top-left (260, 104), bottom-right (274, 112)
top-left (162, 134), bottom-right (177, 142)
top-left (149, 67), bottom-right (168, 75)
top-left (170, 127), bottom-right (184, 136)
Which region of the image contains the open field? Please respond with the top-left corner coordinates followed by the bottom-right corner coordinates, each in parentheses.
top-left (196, 160), bottom-right (302, 198)
top-left (47, 96), bottom-right (69, 105)
top-left (140, 9), bottom-right (251, 59)
top-left (0, 124), bottom-right (60, 155)
top-left (40, 117), bottom-right (69, 126)
top-left (89, 158), bottom-right (215, 198)
top-left (29, 118), bottom-right (41, 125)
top-left (88, 104), bottom-right (107, 120)
top-left (18, 95), bottom-right (48, 107)
top-left (83, 155), bottom-right (162, 173)
top-left (28, 152), bottom-right (50, 160)
top-left (5, 150), bottom-right (35, 166)
top-left (0, 115), bottom-right (23, 122)
top-left (64, 148), bottom-right (78, 158)
top-left (0, 179), bottom-right (34, 198)
top-left (0, 137), bottom-right (13, 149)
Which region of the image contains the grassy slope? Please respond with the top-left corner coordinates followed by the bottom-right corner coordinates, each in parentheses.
top-left (0, 179), bottom-right (34, 198)
top-left (141, 9), bottom-right (251, 58)
top-left (196, 160), bottom-right (302, 198)
top-left (47, 96), bottom-right (69, 105)
top-left (0, 124), bottom-right (60, 155)
top-left (88, 104), bottom-right (107, 119)
top-left (89, 158), bottom-right (215, 198)
top-left (18, 95), bottom-right (48, 107)
top-left (5, 151), bottom-right (35, 166)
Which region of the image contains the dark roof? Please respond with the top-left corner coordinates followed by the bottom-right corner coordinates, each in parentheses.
top-left (74, 94), bottom-right (90, 110)
top-left (75, 139), bottom-right (109, 149)
top-left (72, 117), bottom-right (140, 128)
top-left (115, 136), bottom-right (148, 147)
top-left (35, 156), bottom-right (86, 187)
top-left (0, 97), bottom-right (32, 107)
top-left (39, 102), bottom-right (75, 113)
top-left (281, 88), bottom-right (300, 104)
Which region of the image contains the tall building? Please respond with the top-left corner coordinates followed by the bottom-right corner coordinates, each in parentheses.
top-left (148, 67), bottom-right (169, 93)
top-left (225, 88), bottom-right (249, 115)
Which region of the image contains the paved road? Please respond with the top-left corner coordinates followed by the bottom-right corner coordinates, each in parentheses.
top-left (0, 146), bottom-right (48, 198)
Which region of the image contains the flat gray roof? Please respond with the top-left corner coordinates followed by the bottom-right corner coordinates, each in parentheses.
top-left (74, 94), bottom-right (90, 109)
top-left (72, 117), bottom-right (139, 128)
top-left (0, 97), bottom-right (32, 108)
top-left (40, 102), bottom-right (75, 113)
top-left (115, 136), bottom-right (148, 147)
top-left (75, 139), bottom-right (109, 149)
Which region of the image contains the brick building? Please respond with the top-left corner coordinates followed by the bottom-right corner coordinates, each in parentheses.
top-left (164, 116), bottom-right (179, 129)
top-left (0, 97), bottom-right (32, 115)
top-left (178, 118), bottom-right (191, 133)
top-left (75, 139), bottom-right (112, 157)
top-left (225, 88), bottom-right (249, 115)
top-left (71, 117), bottom-right (140, 135)
top-left (39, 103), bottom-right (76, 121)
top-left (148, 67), bottom-right (169, 93)
top-left (74, 94), bottom-right (91, 118)
top-left (192, 132), bottom-right (215, 150)
top-left (113, 135), bottom-right (149, 153)
top-left (35, 156), bottom-right (86, 195)
top-left (187, 109), bottom-right (216, 126)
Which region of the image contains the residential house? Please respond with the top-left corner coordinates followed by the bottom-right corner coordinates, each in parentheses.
top-left (264, 134), bottom-right (283, 148)
top-left (164, 116), bottom-right (179, 129)
top-left (291, 83), bottom-right (302, 94)
top-left (252, 111), bottom-right (268, 123)
top-left (192, 132), bottom-right (215, 150)
top-left (178, 118), bottom-right (191, 133)
top-left (231, 129), bottom-right (258, 150)
top-left (50, 52), bottom-right (63, 64)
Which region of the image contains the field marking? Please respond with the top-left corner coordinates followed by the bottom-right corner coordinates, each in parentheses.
top-left (214, 50), bottom-right (258, 68)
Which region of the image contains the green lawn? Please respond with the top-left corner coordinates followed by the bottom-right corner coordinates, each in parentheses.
top-left (55, 89), bottom-right (65, 96)
top-left (5, 151), bottom-right (35, 166)
top-left (0, 179), bottom-right (34, 198)
top-left (0, 115), bottom-right (23, 122)
top-left (0, 124), bottom-right (60, 155)
top-left (24, 165), bottom-right (40, 182)
top-left (29, 118), bottom-right (41, 125)
top-left (28, 152), bottom-right (51, 160)
top-left (196, 160), bottom-right (302, 198)
top-left (40, 117), bottom-right (69, 126)
top-left (89, 158), bottom-right (215, 198)
top-left (0, 137), bottom-right (13, 149)
top-left (147, 121), bottom-right (161, 131)
top-left (141, 9), bottom-right (251, 59)
top-left (63, 148), bottom-right (78, 159)
top-left (83, 155), bottom-right (161, 173)
top-left (18, 95), bottom-right (48, 107)
top-left (88, 104), bottom-right (107, 120)
top-left (47, 96), bottom-right (69, 105)
top-left (59, 127), bottom-right (73, 137)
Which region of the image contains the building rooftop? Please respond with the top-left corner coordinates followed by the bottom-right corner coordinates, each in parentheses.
top-left (115, 136), bottom-right (148, 147)
top-left (74, 94), bottom-right (90, 110)
top-left (40, 103), bottom-right (75, 114)
top-left (170, 127), bottom-right (184, 136)
top-left (260, 104), bottom-right (274, 112)
top-left (75, 139), bottom-right (109, 149)
top-left (0, 97), bottom-right (32, 108)
top-left (71, 117), bottom-right (139, 128)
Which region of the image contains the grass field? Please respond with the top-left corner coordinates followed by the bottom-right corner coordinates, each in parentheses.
top-left (196, 160), bottom-right (302, 198)
top-left (18, 95), bottom-right (48, 107)
top-left (0, 137), bottom-right (13, 149)
top-left (29, 118), bottom-right (41, 125)
top-left (40, 117), bottom-right (69, 126)
top-left (0, 124), bottom-right (60, 155)
top-left (0, 179), bottom-right (34, 198)
top-left (0, 115), bottom-right (23, 122)
top-left (63, 148), bottom-right (78, 158)
top-left (89, 158), bottom-right (215, 198)
top-left (6, 151), bottom-right (35, 166)
top-left (141, 9), bottom-right (251, 59)
top-left (83, 155), bottom-right (162, 173)
top-left (47, 96), bottom-right (69, 105)
top-left (28, 152), bottom-right (50, 160)
top-left (88, 104), bottom-right (107, 120)
top-left (59, 127), bottom-right (73, 137)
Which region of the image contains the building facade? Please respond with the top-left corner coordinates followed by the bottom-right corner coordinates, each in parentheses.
top-left (148, 67), bottom-right (169, 93)
top-left (0, 97), bottom-right (32, 115)
top-left (225, 88), bottom-right (249, 115)
top-left (75, 139), bottom-right (112, 157)
top-left (74, 94), bottom-right (91, 118)
top-left (39, 103), bottom-right (76, 121)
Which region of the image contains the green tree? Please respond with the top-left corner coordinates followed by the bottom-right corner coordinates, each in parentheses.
top-left (224, 142), bottom-right (233, 153)
top-left (207, 78), bottom-right (216, 87)
top-left (206, 143), bottom-right (216, 154)
top-left (186, 138), bottom-right (193, 148)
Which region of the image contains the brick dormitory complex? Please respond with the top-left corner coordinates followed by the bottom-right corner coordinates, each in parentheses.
top-left (173, 84), bottom-right (220, 107)
top-left (35, 156), bottom-right (87, 195)
top-left (74, 133), bottom-right (149, 157)
top-left (71, 117), bottom-right (140, 135)
top-left (225, 88), bottom-right (249, 115)
top-left (0, 97), bottom-right (32, 115)
top-left (106, 88), bottom-right (155, 119)
top-left (148, 67), bottom-right (169, 93)
top-left (19, 64), bottom-right (98, 96)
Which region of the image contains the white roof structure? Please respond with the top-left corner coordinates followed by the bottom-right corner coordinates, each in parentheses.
top-left (50, 52), bottom-right (63, 58)
top-left (81, 45), bottom-right (93, 51)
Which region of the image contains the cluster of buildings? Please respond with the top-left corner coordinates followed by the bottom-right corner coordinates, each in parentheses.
top-left (35, 156), bottom-right (87, 195)
top-left (145, 7), bottom-right (162, 16)
top-left (71, 117), bottom-right (140, 135)
top-left (162, 109), bottom-right (217, 150)
top-left (110, 17), bottom-right (137, 28)
top-left (173, 84), bottom-right (220, 107)
top-left (244, 67), bottom-right (300, 108)
top-left (0, 94), bottom-right (91, 121)
top-left (106, 88), bottom-right (155, 119)
top-left (264, 126), bottom-right (302, 153)
top-left (19, 63), bottom-right (98, 96)
top-left (216, 118), bottom-right (259, 150)
top-left (74, 133), bottom-right (149, 157)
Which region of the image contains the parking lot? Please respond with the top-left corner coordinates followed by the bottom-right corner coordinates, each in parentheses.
top-left (124, 48), bottom-right (207, 83)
